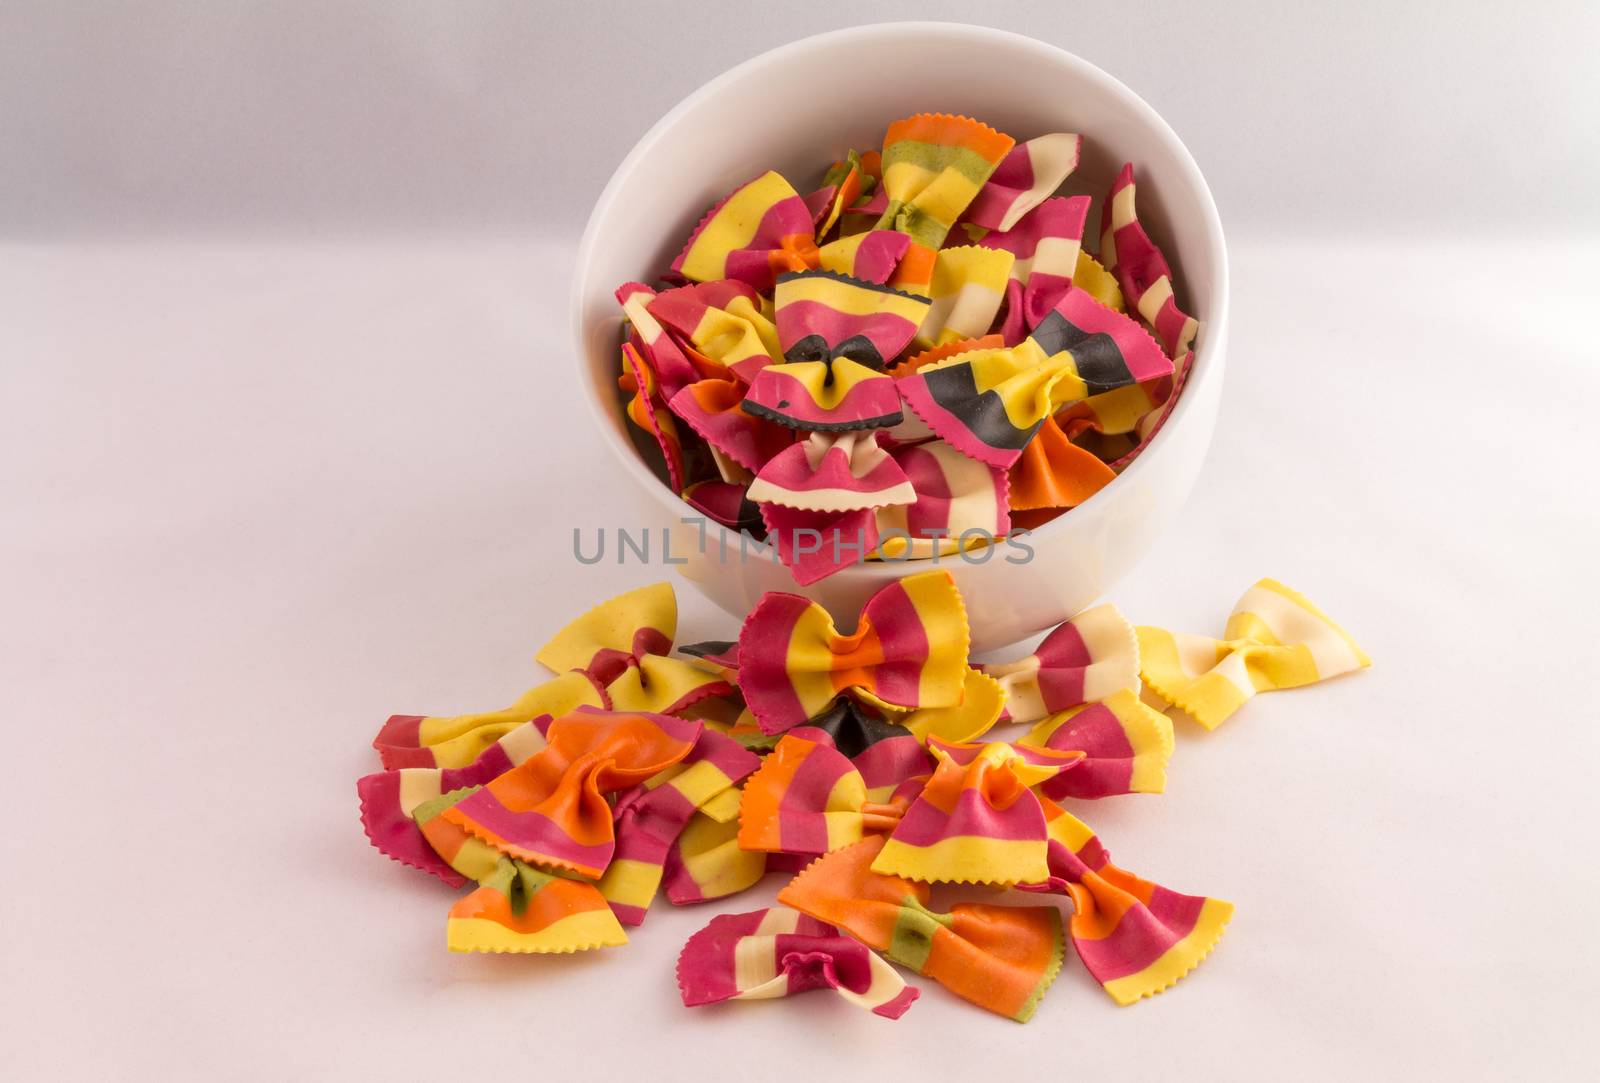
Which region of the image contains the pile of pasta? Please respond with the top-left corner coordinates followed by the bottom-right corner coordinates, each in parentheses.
top-left (358, 572), bottom-right (1369, 1022)
top-left (614, 113), bottom-right (1198, 583)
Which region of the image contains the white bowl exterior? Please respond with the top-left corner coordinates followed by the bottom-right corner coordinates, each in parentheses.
top-left (572, 22), bottom-right (1228, 652)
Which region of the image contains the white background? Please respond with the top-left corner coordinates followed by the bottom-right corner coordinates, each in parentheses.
top-left (3, 3), bottom-right (1598, 1081)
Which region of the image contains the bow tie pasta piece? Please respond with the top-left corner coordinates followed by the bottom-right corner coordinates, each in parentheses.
top-left (890, 668), bottom-right (1009, 745)
top-left (739, 736), bottom-right (877, 856)
top-left (439, 708), bottom-right (702, 877)
top-left (647, 280), bottom-right (783, 384)
top-left (371, 667), bottom-right (605, 770)
top-left (778, 835), bottom-right (1065, 1022)
top-left (741, 271), bottom-right (932, 433)
top-left (748, 430), bottom-right (915, 513)
top-left (662, 805), bottom-right (770, 906)
top-left (759, 503), bottom-right (882, 585)
top-left (737, 569), bottom-right (970, 733)
top-left (871, 739), bottom-right (1081, 885)
top-left (1137, 579), bottom-right (1371, 729)
top-left (616, 282), bottom-right (706, 399)
top-left (900, 286), bottom-right (1174, 468)
top-left (448, 856), bottom-right (628, 955)
top-left (537, 580), bottom-right (678, 679)
top-left (412, 784), bottom-right (642, 951)
top-left (1021, 689), bottom-right (1174, 799)
top-left (597, 727), bottom-right (761, 925)
top-left (737, 735), bottom-right (926, 857)
top-left (978, 196), bottom-right (1092, 343)
top-left (1100, 163), bottom-right (1199, 361)
top-left (818, 230), bottom-right (911, 285)
top-left (678, 908), bottom-right (919, 1019)
top-left (1003, 285), bottom-right (1174, 400)
top-left (1006, 412), bottom-right (1117, 512)
top-left (672, 171), bottom-right (821, 291)
top-left (983, 602), bottom-right (1140, 724)
top-left (534, 580), bottom-right (732, 714)
top-left (605, 653), bottom-right (737, 715)
top-left (668, 377), bottom-right (795, 474)
top-left (804, 151), bottom-right (876, 241)
top-left (357, 718), bottom-right (552, 884)
top-left (1021, 798), bottom-right (1232, 1005)
top-left (774, 270), bottom-right (930, 369)
top-left (915, 246), bottom-right (1014, 349)
top-left (896, 339), bottom-right (1075, 468)
top-left (876, 439), bottom-right (1010, 559)
top-left (874, 113), bottom-right (1016, 294)
top-left (619, 340), bottom-right (689, 492)
top-left (962, 133), bottom-right (1083, 233)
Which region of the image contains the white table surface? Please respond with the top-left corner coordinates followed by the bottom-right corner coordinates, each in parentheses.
top-left (4, 235), bottom-right (1595, 1080)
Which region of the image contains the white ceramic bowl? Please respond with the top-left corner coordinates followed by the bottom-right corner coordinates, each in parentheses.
top-left (571, 22), bottom-right (1227, 652)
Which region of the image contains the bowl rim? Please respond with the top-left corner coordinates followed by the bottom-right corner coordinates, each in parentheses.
top-left (570, 20), bottom-right (1230, 583)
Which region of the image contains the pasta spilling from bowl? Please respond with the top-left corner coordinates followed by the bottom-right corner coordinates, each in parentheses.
top-left (355, 572), bottom-right (1371, 1021)
top-left (614, 113), bottom-right (1199, 583)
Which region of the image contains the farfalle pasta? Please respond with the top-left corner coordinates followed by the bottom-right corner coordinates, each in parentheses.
top-left (915, 246), bottom-right (1014, 348)
top-left (450, 856), bottom-right (630, 955)
top-left (736, 569), bottom-right (970, 733)
top-left (900, 287), bottom-right (1174, 468)
top-left (874, 438), bottom-right (1011, 558)
top-left (1006, 412), bottom-right (1118, 512)
top-left (983, 602), bottom-right (1141, 724)
top-left (778, 835), bottom-right (1064, 1022)
top-left (662, 805), bottom-right (769, 905)
top-left (647, 279), bottom-right (779, 383)
top-left (876, 114), bottom-right (1015, 292)
top-left (673, 171), bottom-right (820, 291)
top-left (1100, 163), bottom-right (1199, 362)
top-left (978, 195), bottom-right (1092, 343)
top-left (1022, 689), bottom-right (1174, 800)
top-left (358, 717), bottom-right (553, 885)
top-left (597, 726), bottom-right (760, 925)
top-left (614, 114), bottom-right (1205, 582)
top-left (357, 576), bottom-right (1368, 1021)
top-left (773, 269), bottom-right (929, 369)
top-left (1137, 578), bottom-right (1371, 729)
top-left (789, 697), bottom-right (935, 798)
top-left (617, 282), bottom-right (706, 399)
top-left (962, 132), bottom-right (1082, 233)
top-left (619, 340), bottom-right (689, 492)
top-left (1022, 797), bottom-right (1233, 1005)
top-left (440, 708), bottom-right (702, 877)
top-left (736, 735), bottom-right (924, 857)
top-left (758, 503), bottom-right (882, 586)
top-left (677, 908), bottom-right (919, 1019)
top-left (746, 430), bottom-right (914, 512)
top-left (870, 739), bottom-right (1079, 885)
top-left (372, 668), bottom-right (603, 770)
top-left (817, 230), bottom-right (909, 285)
top-left (535, 580), bottom-right (734, 715)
